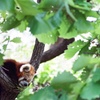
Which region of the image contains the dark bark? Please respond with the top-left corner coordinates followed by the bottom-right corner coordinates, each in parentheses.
top-left (30, 39), bottom-right (45, 70)
top-left (41, 38), bottom-right (74, 63)
top-left (0, 67), bottom-right (20, 100)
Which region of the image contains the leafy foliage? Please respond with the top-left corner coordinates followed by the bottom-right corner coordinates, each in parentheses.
top-left (0, 0), bottom-right (100, 100)
top-left (51, 71), bottom-right (77, 90)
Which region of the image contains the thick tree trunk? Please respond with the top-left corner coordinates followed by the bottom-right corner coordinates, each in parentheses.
top-left (0, 67), bottom-right (20, 100)
top-left (30, 39), bottom-right (45, 70)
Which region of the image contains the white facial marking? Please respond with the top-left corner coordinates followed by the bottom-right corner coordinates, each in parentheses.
top-left (18, 77), bottom-right (24, 81)
top-left (20, 64), bottom-right (31, 72)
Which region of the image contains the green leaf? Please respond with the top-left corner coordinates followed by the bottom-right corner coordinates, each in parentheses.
top-left (65, 2), bottom-right (76, 21)
top-left (73, 0), bottom-right (91, 10)
top-left (11, 37), bottom-right (21, 43)
top-left (71, 82), bottom-right (84, 94)
top-left (69, 82), bottom-right (85, 100)
top-left (29, 10), bottom-right (63, 35)
top-left (35, 30), bottom-right (59, 44)
top-left (64, 40), bottom-right (85, 59)
top-left (92, 67), bottom-right (100, 83)
top-left (58, 15), bottom-right (71, 38)
top-left (93, 21), bottom-right (100, 35)
top-left (73, 55), bottom-right (92, 72)
top-left (0, 53), bottom-right (4, 65)
top-left (15, 0), bottom-right (40, 15)
top-left (3, 44), bottom-right (7, 51)
top-left (85, 11), bottom-right (100, 18)
top-left (17, 20), bottom-right (28, 32)
top-left (59, 16), bottom-right (78, 39)
top-left (80, 67), bottom-right (91, 81)
top-left (79, 41), bottom-right (90, 55)
top-left (72, 55), bottom-right (100, 72)
top-left (74, 12), bottom-right (94, 33)
top-left (58, 91), bottom-right (68, 100)
top-left (0, 0), bottom-right (15, 12)
top-left (51, 71), bottom-right (77, 89)
top-left (1, 15), bottom-right (20, 31)
top-left (30, 86), bottom-right (57, 100)
top-left (39, 0), bottom-right (63, 9)
top-left (80, 82), bottom-right (100, 100)
top-left (79, 41), bottom-right (97, 55)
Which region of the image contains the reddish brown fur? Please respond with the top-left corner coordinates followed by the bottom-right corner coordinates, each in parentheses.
top-left (3, 59), bottom-right (35, 84)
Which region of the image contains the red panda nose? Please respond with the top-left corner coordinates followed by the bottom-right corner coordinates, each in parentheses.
top-left (23, 82), bottom-right (29, 87)
top-left (19, 80), bottom-right (30, 87)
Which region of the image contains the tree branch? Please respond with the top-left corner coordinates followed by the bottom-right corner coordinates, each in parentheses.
top-left (40, 38), bottom-right (74, 63)
top-left (30, 38), bottom-right (45, 70)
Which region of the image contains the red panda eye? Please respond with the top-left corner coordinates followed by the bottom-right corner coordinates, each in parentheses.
top-left (23, 67), bottom-right (30, 72)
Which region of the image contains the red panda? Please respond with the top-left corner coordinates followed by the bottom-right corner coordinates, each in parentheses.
top-left (2, 59), bottom-right (35, 87)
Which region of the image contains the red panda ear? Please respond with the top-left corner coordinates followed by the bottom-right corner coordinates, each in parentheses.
top-left (20, 64), bottom-right (32, 72)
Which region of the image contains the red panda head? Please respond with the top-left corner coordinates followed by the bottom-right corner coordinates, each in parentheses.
top-left (3, 59), bottom-right (35, 87)
top-left (16, 63), bottom-right (35, 87)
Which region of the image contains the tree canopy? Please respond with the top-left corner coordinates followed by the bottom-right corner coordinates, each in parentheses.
top-left (0, 0), bottom-right (100, 100)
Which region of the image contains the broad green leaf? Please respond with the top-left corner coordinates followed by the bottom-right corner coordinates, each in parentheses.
top-left (29, 9), bottom-right (63, 35)
top-left (30, 86), bottom-right (57, 100)
top-left (11, 37), bottom-right (21, 43)
top-left (58, 91), bottom-right (68, 100)
top-left (80, 67), bottom-right (91, 81)
top-left (0, 0), bottom-right (15, 12)
top-left (17, 85), bottom-right (34, 100)
top-left (73, 0), bottom-right (91, 10)
top-left (1, 15), bottom-right (20, 31)
top-left (17, 20), bottom-right (28, 32)
top-left (15, 0), bottom-right (40, 15)
top-left (65, 2), bottom-right (76, 21)
top-left (73, 55), bottom-right (100, 71)
top-left (92, 67), bottom-right (100, 83)
top-left (85, 11), bottom-right (100, 18)
top-left (51, 71), bottom-right (77, 89)
top-left (80, 82), bottom-right (100, 100)
top-left (39, 0), bottom-right (63, 9)
top-left (64, 40), bottom-right (85, 59)
top-left (71, 82), bottom-right (84, 94)
top-left (69, 82), bottom-right (85, 100)
top-left (59, 15), bottom-right (78, 39)
top-left (72, 55), bottom-right (91, 72)
top-left (79, 41), bottom-right (90, 55)
top-left (79, 42), bottom-right (97, 55)
top-left (0, 53), bottom-right (4, 65)
top-left (74, 12), bottom-right (94, 33)
top-left (35, 30), bottom-right (59, 44)
top-left (93, 21), bottom-right (100, 35)
top-left (3, 44), bottom-right (7, 51)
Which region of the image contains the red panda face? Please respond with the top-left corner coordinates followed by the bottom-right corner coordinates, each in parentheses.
top-left (17, 64), bottom-right (35, 87)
